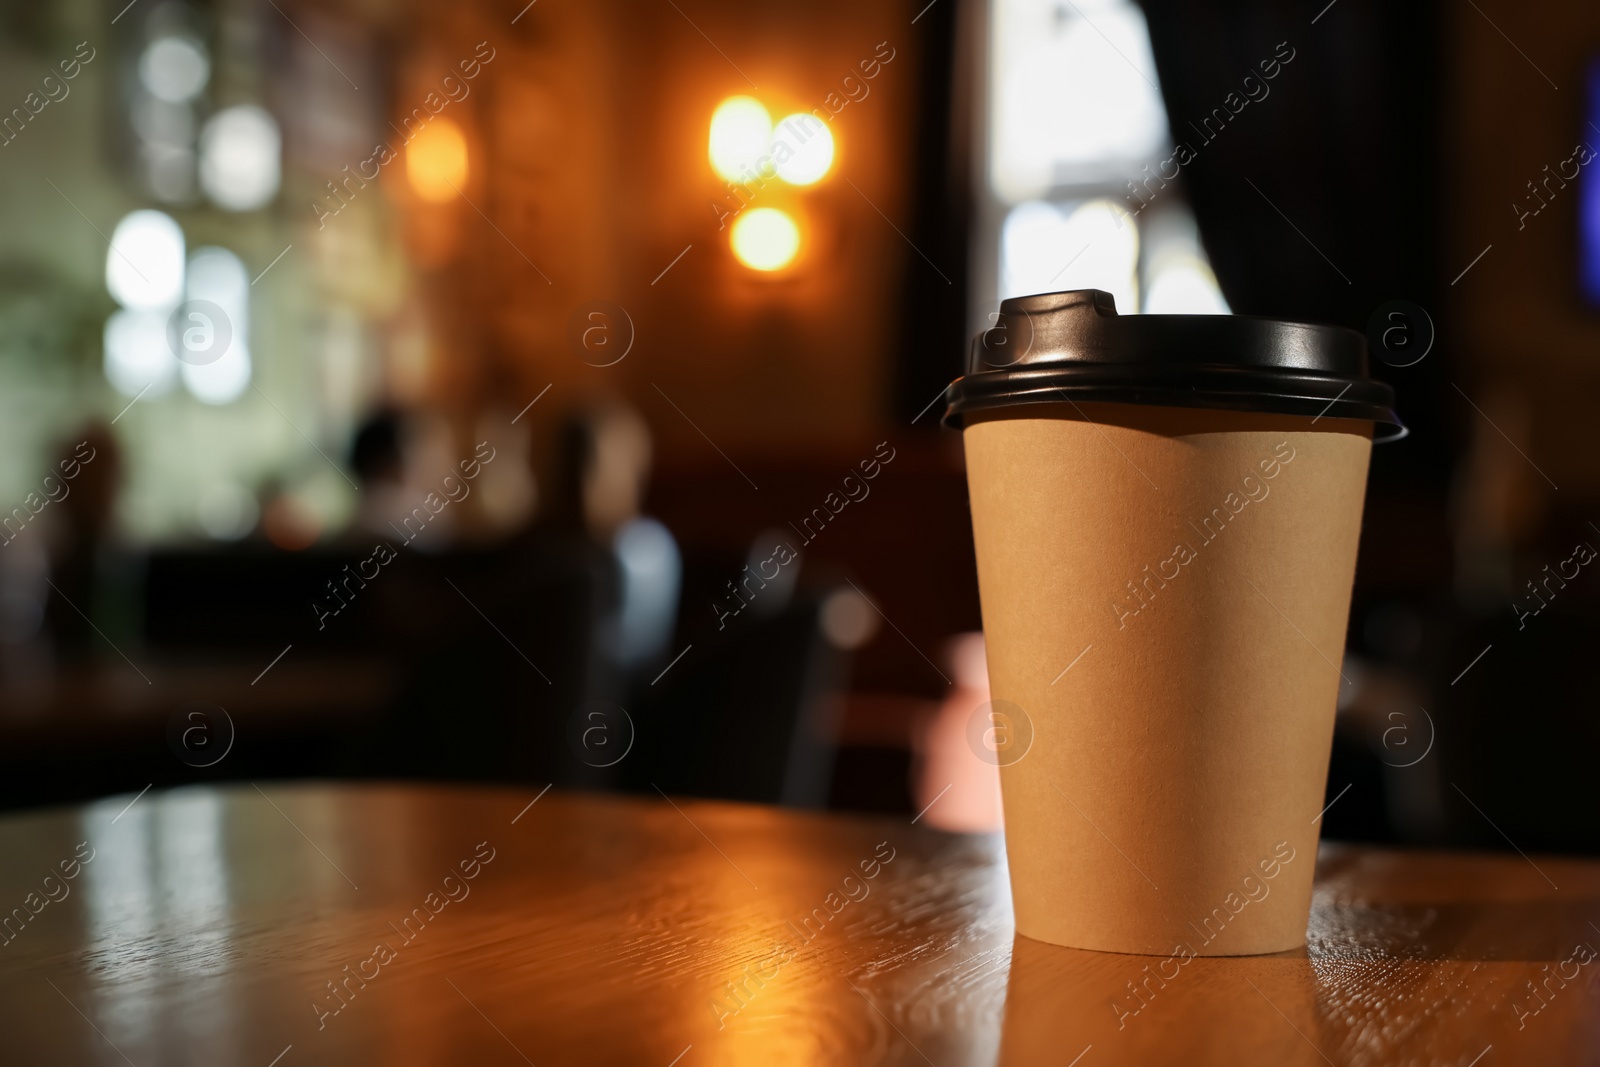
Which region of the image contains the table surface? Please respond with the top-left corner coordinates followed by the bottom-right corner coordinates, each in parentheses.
top-left (0, 783), bottom-right (1595, 1066)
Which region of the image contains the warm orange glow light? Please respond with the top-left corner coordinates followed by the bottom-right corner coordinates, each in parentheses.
top-left (406, 118), bottom-right (468, 202)
top-left (772, 113), bottom-right (834, 185)
top-left (709, 96), bottom-right (772, 182)
top-left (730, 208), bottom-right (801, 271)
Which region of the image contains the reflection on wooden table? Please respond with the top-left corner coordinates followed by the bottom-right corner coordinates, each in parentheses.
top-left (0, 784), bottom-right (1594, 1065)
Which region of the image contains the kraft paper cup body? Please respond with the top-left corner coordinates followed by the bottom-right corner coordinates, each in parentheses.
top-left (963, 402), bottom-right (1372, 956)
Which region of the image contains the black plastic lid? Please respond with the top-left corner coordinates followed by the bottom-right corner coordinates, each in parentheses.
top-left (942, 289), bottom-right (1405, 441)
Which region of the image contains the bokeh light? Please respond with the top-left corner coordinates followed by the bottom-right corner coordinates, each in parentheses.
top-left (709, 96), bottom-right (773, 182)
top-left (199, 105), bottom-right (282, 211)
top-left (406, 118), bottom-right (469, 202)
top-left (182, 247), bottom-right (252, 403)
top-left (145, 144), bottom-right (197, 204)
top-left (730, 208), bottom-right (801, 271)
top-left (198, 483), bottom-right (259, 540)
top-left (106, 209), bottom-right (186, 310)
top-left (186, 247), bottom-right (249, 320)
top-left (1001, 198), bottom-right (1139, 312)
top-left (139, 36), bottom-right (210, 104)
top-left (1144, 256), bottom-right (1229, 315)
top-left (104, 309), bottom-right (178, 398)
top-left (820, 588), bottom-right (879, 649)
top-left (771, 113), bottom-right (834, 185)
top-left (183, 343), bottom-right (252, 404)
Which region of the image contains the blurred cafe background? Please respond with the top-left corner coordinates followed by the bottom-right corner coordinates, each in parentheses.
top-left (1, 0), bottom-right (1598, 855)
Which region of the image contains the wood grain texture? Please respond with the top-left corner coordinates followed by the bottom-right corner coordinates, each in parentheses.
top-left (0, 783), bottom-right (1595, 1065)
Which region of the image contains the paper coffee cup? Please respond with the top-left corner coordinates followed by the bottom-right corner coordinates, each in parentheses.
top-left (944, 290), bottom-right (1401, 956)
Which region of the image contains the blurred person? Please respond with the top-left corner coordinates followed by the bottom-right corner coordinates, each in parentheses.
top-left (380, 401), bottom-right (678, 787)
top-left (0, 533), bottom-right (48, 655)
top-left (583, 405), bottom-right (681, 671)
top-left (36, 425), bottom-right (124, 663)
top-left (912, 632), bottom-right (1002, 833)
top-left (349, 412), bottom-right (406, 519)
top-left (0, 494), bottom-right (52, 683)
top-left (347, 408), bottom-right (486, 552)
top-left (348, 408), bottom-right (417, 543)
top-left (532, 401), bottom-right (682, 683)
top-left (468, 411), bottom-right (536, 536)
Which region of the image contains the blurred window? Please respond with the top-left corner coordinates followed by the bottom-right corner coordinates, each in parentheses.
top-left (984, 0), bottom-right (1227, 317)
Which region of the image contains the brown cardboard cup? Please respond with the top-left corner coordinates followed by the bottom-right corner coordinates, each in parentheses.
top-left (963, 402), bottom-right (1372, 955)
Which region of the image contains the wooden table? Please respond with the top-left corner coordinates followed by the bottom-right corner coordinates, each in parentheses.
top-left (0, 784), bottom-right (1594, 1065)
